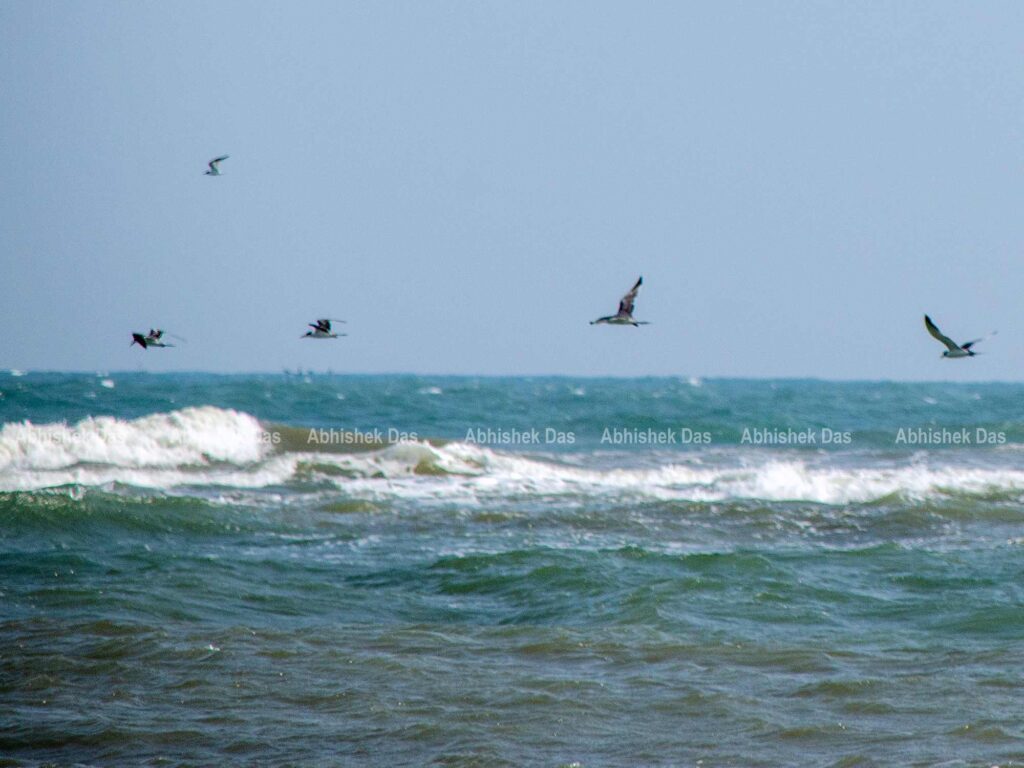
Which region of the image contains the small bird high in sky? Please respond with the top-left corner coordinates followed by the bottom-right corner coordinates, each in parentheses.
top-left (204, 155), bottom-right (229, 176)
top-left (924, 315), bottom-right (996, 358)
top-left (302, 318), bottom-right (346, 339)
top-left (591, 276), bottom-right (649, 327)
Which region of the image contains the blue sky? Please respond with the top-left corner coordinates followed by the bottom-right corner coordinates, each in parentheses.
top-left (2, 1), bottom-right (1022, 379)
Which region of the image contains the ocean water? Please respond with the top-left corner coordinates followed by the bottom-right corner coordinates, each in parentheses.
top-left (1, 372), bottom-right (1023, 767)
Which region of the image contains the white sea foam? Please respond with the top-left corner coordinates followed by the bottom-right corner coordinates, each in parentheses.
top-left (3, 407), bottom-right (1024, 504)
top-left (0, 406), bottom-right (269, 490)
top-left (304, 441), bottom-right (1024, 506)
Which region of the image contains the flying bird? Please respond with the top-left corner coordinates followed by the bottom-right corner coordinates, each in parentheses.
top-left (130, 329), bottom-right (175, 350)
top-left (591, 276), bottom-right (649, 326)
top-left (302, 319), bottom-right (347, 339)
top-left (924, 315), bottom-right (995, 358)
top-left (204, 155), bottom-right (230, 176)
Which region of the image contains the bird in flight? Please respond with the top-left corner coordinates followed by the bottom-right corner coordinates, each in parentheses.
top-left (924, 315), bottom-right (995, 358)
top-left (130, 329), bottom-right (174, 350)
top-left (302, 319), bottom-right (347, 339)
top-left (591, 276), bottom-right (649, 327)
top-left (204, 155), bottom-right (230, 176)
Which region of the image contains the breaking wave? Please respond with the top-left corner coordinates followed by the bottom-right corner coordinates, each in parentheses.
top-left (3, 407), bottom-right (1024, 505)
top-left (0, 406), bottom-right (269, 491)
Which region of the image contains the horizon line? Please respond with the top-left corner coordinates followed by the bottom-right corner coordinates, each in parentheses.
top-left (4, 369), bottom-right (1024, 386)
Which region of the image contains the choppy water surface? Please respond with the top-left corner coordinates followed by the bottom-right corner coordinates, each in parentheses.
top-left (1, 373), bottom-right (1023, 766)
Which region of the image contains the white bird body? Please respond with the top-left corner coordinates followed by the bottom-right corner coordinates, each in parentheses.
top-left (597, 315), bottom-right (644, 326)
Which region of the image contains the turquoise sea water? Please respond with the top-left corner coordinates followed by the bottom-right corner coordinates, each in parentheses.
top-left (1, 372), bottom-right (1023, 766)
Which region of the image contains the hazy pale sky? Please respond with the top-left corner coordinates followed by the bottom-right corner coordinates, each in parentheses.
top-left (2, 1), bottom-right (1022, 379)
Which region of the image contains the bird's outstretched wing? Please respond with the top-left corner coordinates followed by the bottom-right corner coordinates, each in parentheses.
top-left (312, 318), bottom-right (346, 332)
top-left (617, 276), bottom-right (643, 316)
top-left (962, 330), bottom-right (997, 350)
top-left (924, 315), bottom-right (960, 352)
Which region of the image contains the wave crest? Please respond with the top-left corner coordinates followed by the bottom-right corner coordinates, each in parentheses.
top-left (3, 408), bottom-right (1024, 505)
top-left (0, 407), bottom-right (268, 489)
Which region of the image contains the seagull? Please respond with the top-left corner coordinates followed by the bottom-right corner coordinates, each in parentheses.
top-left (590, 276), bottom-right (649, 326)
top-left (130, 329), bottom-right (175, 350)
top-left (302, 319), bottom-right (347, 339)
top-left (924, 315), bottom-right (995, 358)
top-left (204, 155), bottom-right (230, 176)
